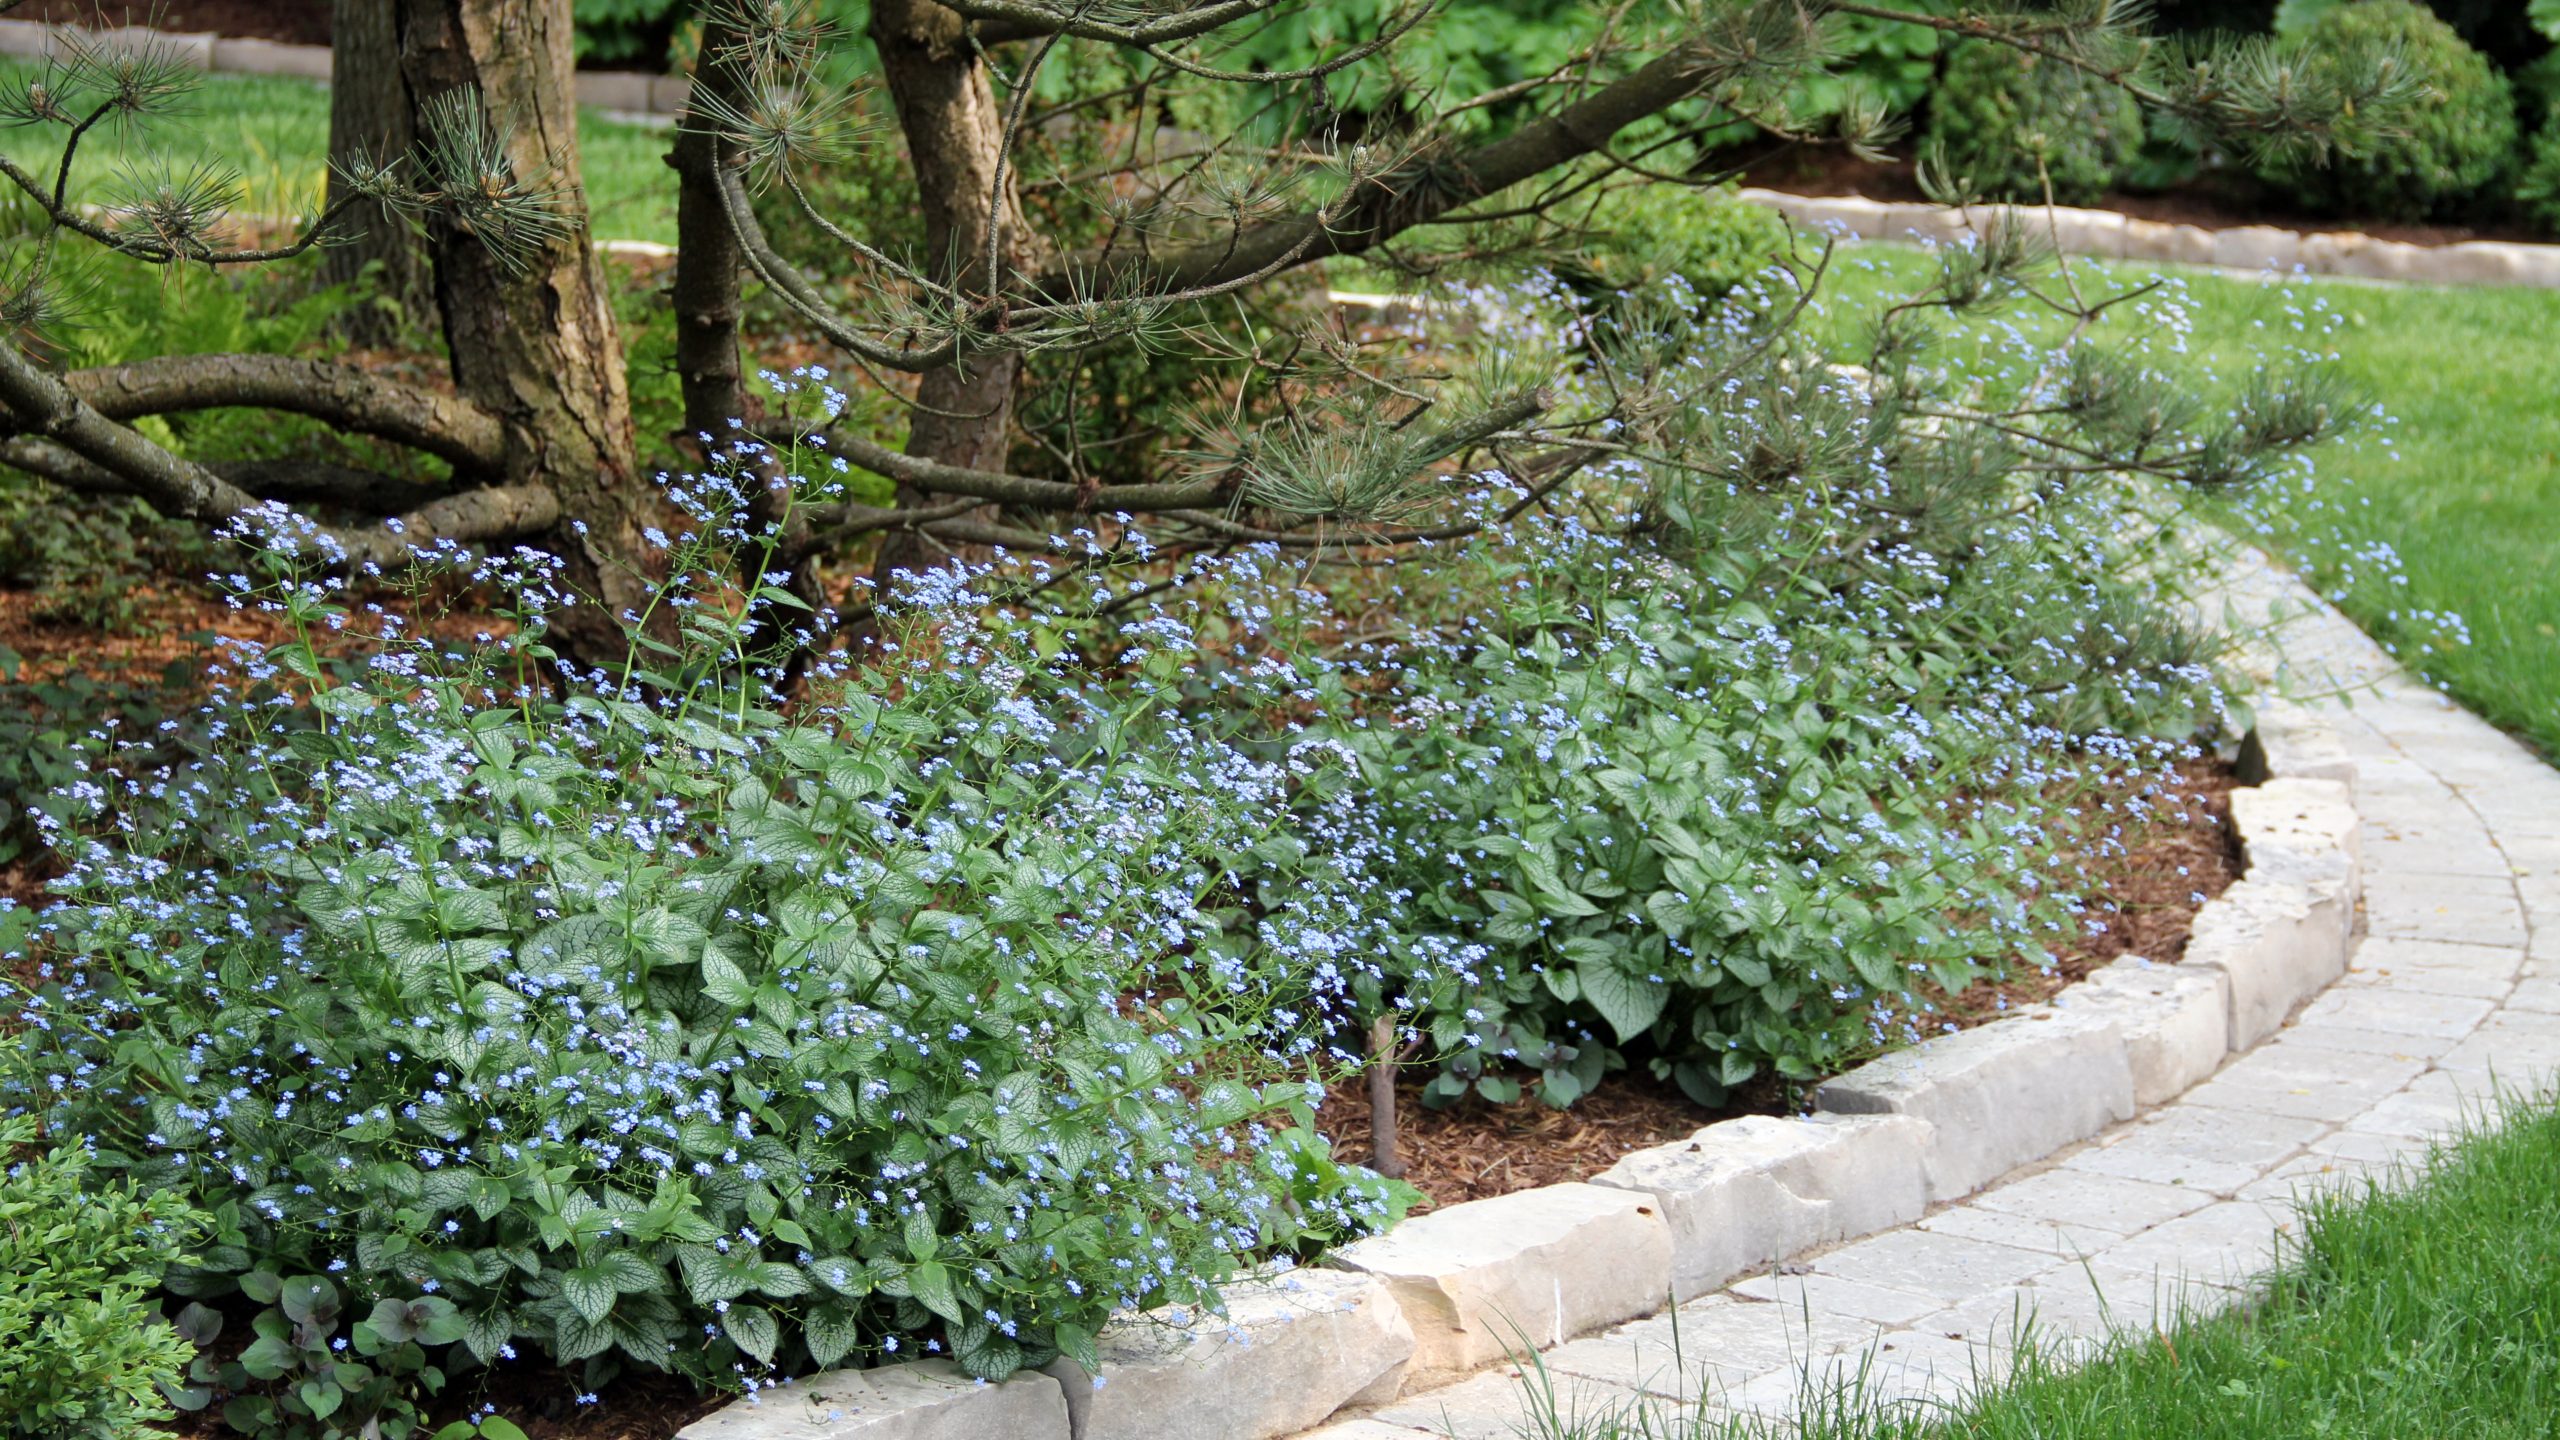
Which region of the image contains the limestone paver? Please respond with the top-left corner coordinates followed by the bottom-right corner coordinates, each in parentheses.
top-left (1914, 1204), bottom-right (2122, 1259)
top-left (1807, 1229), bottom-right (2055, 1304)
top-left (1300, 555), bottom-right (2552, 1438)
top-left (1977, 1166), bottom-right (2221, 1230)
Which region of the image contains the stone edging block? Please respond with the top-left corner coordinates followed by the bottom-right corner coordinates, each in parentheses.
top-left (1327, 1182), bottom-right (1671, 1388)
top-left (1813, 1010), bottom-right (2138, 1202)
top-left (1589, 1113), bottom-right (1930, 1301)
top-left (1735, 188), bottom-right (2560, 289)
top-left (673, 1358), bottom-right (1070, 1439)
top-left (1039, 1268), bottom-right (1414, 1440)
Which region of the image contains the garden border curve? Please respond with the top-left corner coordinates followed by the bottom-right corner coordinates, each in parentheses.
top-left (1741, 188), bottom-right (2560, 288)
top-left (672, 702), bottom-right (2364, 1440)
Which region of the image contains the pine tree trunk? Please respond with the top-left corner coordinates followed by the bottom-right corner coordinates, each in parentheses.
top-left (670, 17), bottom-right (754, 450)
top-left (392, 0), bottom-right (649, 655)
top-left (323, 0), bottom-right (432, 347)
top-left (869, 0), bottom-right (1040, 586)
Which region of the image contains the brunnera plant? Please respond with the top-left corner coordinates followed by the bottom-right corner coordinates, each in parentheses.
top-left (0, 380), bottom-right (1419, 1417)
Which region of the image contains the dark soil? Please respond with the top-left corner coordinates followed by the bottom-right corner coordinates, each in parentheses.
top-left (19, 0), bottom-right (332, 45)
top-left (1733, 148), bottom-right (2546, 249)
top-left (1315, 755), bottom-right (2243, 1212)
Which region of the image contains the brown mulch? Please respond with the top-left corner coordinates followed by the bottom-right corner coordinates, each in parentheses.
top-left (1315, 755), bottom-right (2243, 1212)
top-left (1733, 148), bottom-right (2546, 250)
top-left (17, 0), bottom-right (331, 45)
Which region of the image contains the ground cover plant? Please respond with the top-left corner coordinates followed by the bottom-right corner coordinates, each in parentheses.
top-left (1806, 244), bottom-right (2555, 760)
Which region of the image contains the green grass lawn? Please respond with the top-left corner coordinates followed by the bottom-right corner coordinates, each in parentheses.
top-left (1801, 245), bottom-right (2560, 760)
top-left (1512, 1095), bottom-right (2560, 1438)
top-left (0, 59), bottom-right (678, 246)
top-left (1791, 1097), bottom-right (2560, 1438)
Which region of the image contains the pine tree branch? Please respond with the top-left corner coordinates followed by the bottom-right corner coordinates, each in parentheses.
top-left (0, 344), bottom-right (554, 560)
top-left (65, 356), bottom-right (508, 474)
top-left (1030, 39), bottom-right (1752, 298)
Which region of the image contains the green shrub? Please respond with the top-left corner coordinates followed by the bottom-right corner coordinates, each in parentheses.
top-left (1568, 186), bottom-right (1796, 299)
top-left (2254, 0), bottom-right (2517, 220)
top-left (2519, 110), bottom-right (2560, 235)
top-left (0, 1119), bottom-right (206, 1440)
top-left (1922, 41), bottom-right (2144, 203)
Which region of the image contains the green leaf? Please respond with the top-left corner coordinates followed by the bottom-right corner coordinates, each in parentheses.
top-left (700, 949), bottom-right (755, 1007)
top-left (278, 1275), bottom-right (339, 1326)
top-left (297, 1378), bottom-right (343, 1421)
top-left (905, 1260), bottom-right (963, 1324)
top-left (478, 1422), bottom-right (532, 1440)
top-left (724, 1304), bottom-right (780, 1365)
top-left (1720, 951), bottom-right (1773, 989)
top-left (238, 1334), bottom-right (296, 1380)
top-left (805, 1301), bottom-right (862, 1368)
top-left (562, 1266), bottom-right (618, 1324)
top-left (1578, 960), bottom-right (1667, 1043)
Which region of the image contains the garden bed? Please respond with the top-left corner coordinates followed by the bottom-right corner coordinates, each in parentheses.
top-left (1315, 756), bottom-right (2243, 1210)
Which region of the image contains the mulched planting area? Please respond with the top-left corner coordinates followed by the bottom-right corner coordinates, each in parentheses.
top-left (1316, 755), bottom-right (2242, 1211)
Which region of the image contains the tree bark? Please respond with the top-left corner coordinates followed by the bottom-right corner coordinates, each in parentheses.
top-left (324, 0), bottom-right (433, 346)
top-left (669, 16), bottom-right (756, 452)
top-left (393, 0), bottom-right (649, 651)
top-left (868, 0), bottom-right (1043, 586)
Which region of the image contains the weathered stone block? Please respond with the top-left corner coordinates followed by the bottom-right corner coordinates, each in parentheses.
top-left (1591, 1113), bottom-right (1930, 1300)
top-left (1331, 1183), bottom-right (1672, 1386)
top-left (2182, 877), bottom-right (2350, 1049)
top-left (2037, 206), bottom-right (2127, 258)
top-left (576, 69), bottom-right (658, 113)
top-left (675, 1359), bottom-right (1069, 1440)
top-left (2051, 957), bottom-right (2230, 1105)
top-left (0, 19), bottom-right (50, 58)
top-left (651, 74), bottom-right (696, 115)
top-left (2122, 218), bottom-right (2215, 267)
top-left (209, 36), bottom-right (332, 80)
top-left (1736, 189), bottom-right (1887, 239)
top-left (1813, 1011), bottom-right (2135, 1202)
top-left (2209, 225), bottom-right (2300, 274)
top-left (2429, 242), bottom-right (2527, 286)
top-left (2233, 777), bottom-right (2362, 892)
top-left (1040, 1268), bottom-right (1414, 1440)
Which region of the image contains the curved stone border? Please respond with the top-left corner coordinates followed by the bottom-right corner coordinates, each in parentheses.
top-left (0, 18), bottom-right (689, 116)
top-left (673, 712), bottom-right (2361, 1440)
top-left (1741, 187), bottom-right (2560, 288)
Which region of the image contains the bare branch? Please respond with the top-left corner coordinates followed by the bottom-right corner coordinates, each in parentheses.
top-left (0, 342), bottom-right (553, 561)
top-left (65, 355), bottom-right (508, 474)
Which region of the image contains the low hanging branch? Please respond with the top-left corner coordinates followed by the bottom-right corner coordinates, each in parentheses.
top-left (66, 355), bottom-right (509, 476)
top-left (0, 342), bottom-right (556, 561)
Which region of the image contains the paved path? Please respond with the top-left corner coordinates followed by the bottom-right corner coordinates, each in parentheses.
top-left (1308, 564), bottom-right (2560, 1437)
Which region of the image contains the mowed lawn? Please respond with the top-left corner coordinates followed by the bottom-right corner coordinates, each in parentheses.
top-left (1809, 241), bottom-right (2560, 760)
top-left (0, 58), bottom-right (679, 245)
top-left (1774, 1097), bottom-right (2560, 1439)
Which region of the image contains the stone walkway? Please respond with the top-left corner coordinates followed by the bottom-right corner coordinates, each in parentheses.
top-left (1304, 565), bottom-right (2560, 1438)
